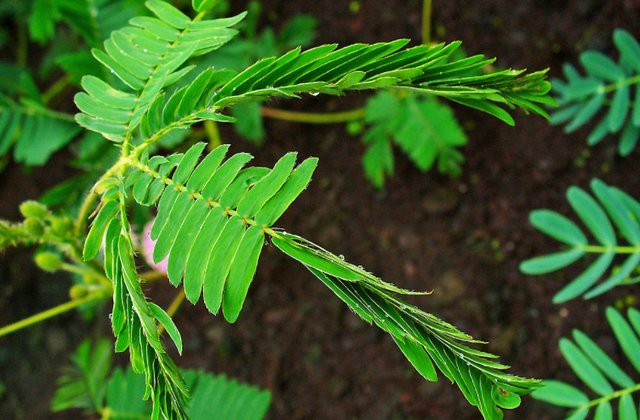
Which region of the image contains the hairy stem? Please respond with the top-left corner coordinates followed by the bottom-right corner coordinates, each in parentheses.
top-left (260, 106), bottom-right (365, 123)
top-left (0, 290), bottom-right (109, 338)
top-left (422, 0), bottom-right (433, 45)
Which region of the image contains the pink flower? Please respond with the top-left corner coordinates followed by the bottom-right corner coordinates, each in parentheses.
top-left (140, 221), bottom-right (168, 274)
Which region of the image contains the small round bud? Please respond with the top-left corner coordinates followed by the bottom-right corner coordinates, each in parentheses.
top-left (82, 274), bottom-right (99, 285)
top-left (35, 252), bottom-right (63, 272)
top-left (23, 218), bottom-right (45, 236)
top-left (69, 285), bottom-right (88, 299)
top-left (19, 201), bottom-right (48, 218)
top-left (346, 120), bottom-right (364, 136)
top-left (51, 218), bottom-right (74, 236)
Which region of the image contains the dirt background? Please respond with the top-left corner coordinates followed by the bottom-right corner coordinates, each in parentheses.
top-left (2, 0), bottom-right (640, 419)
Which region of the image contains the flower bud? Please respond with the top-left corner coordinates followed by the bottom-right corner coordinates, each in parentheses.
top-left (69, 285), bottom-right (88, 299)
top-left (19, 201), bottom-right (48, 218)
top-left (51, 218), bottom-right (74, 236)
top-left (35, 252), bottom-right (62, 272)
top-left (23, 218), bottom-right (45, 236)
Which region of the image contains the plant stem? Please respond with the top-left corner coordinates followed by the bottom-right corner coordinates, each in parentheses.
top-left (204, 120), bottom-right (222, 150)
top-left (422, 0), bottom-right (433, 45)
top-left (17, 20), bottom-right (27, 67)
top-left (167, 289), bottom-right (185, 318)
top-left (582, 245), bottom-right (640, 254)
top-left (0, 291), bottom-right (107, 338)
top-left (76, 191), bottom-right (101, 236)
top-left (42, 75), bottom-right (72, 106)
top-left (601, 74), bottom-right (640, 94)
top-left (260, 106), bottom-right (365, 124)
top-left (581, 383), bottom-right (640, 409)
top-left (158, 289), bottom-right (185, 336)
top-left (140, 270), bottom-right (168, 283)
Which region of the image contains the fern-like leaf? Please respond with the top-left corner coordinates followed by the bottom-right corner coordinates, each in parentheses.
top-left (0, 80), bottom-right (81, 165)
top-left (533, 307), bottom-right (640, 419)
top-left (75, 0), bottom-right (245, 142)
top-left (101, 215), bottom-right (190, 420)
top-left (106, 367), bottom-right (271, 420)
top-left (100, 142), bottom-right (540, 420)
top-left (77, 23), bottom-right (550, 149)
top-left (362, 91), bottom-right (467, 187)
top-left (51, 338), bottom-right (112, 413)
top-left (119, 142), bottom-right (318, 322)
top-left (551, 28), bottom-right (640, 156)
top-left (75, 3), bottom-right (553, 418)
top-left (520, 179), bottom-right (640, 303)
top-left (271, 232), bottom-right (540, 420)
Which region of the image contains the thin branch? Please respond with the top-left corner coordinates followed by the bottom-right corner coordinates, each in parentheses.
top-left (0, 290), bottom-right (108, 338)
top-left (42, 74), bottom-right (72, 106)
top-left (422, 0), bottom-right (433, 45)
top-left (260, 106), bottom-right (365, 124)
top-left (158, 289), bottom-right (186, 336)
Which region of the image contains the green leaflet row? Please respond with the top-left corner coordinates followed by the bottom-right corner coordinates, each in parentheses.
top-left (520, 179), bottom-right (640, 303)
top-left (362, 92), bottom-right (467, 187)
top-left (74, 0), bottom-right (246, 142)
top-left (52, 337), bottom-right (271, 420)
top-left (271, 232), bottom-right (542, 420)
top-left (551, 28), bottom-right (640, 156)
top-left (86, 142), bottom-right (318, 323)
top-left (76, 0), bottom-right (552, 147)
top-left (533, 307), bottom-right (640, 420)
top-left (0, 92), bottom-right (82, 166)
top-left (83, 140), bottom-right (543, 419)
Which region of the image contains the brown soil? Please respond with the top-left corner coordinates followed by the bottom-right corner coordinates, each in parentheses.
top-left (2, 1), bottom-right (640, 419)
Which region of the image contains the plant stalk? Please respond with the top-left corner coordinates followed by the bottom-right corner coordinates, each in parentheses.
top-left (422, 0), bottom-right (433, 45)
top-left (158, 289), bottom-right (185, 336)
top-left (583, 245), bottom-right (640, 254)
top-left (260, 106), bottom-right (365, 124)
top-left (0, 291), bottom-right (107, 338)
top-left (42, 75), bottom-right (72, 106)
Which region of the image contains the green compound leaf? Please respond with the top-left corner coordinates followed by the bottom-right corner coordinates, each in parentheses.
top-left (362, 92), bottom-right (467, 187)
top-left (105, 367), bottom-right (271, 420)
top-left (0, 94), bottom-right (82, 165)
top-left (552, 28), bottom-right (640, 155)
top-left (74, 0), bottom-right (244, 142)
top-left (522, 180), bottom-right (640, 302)
top-left (128, 144), bottom-right (317, 317)
top-left (100, 214), bottom-right (190, 419)
top-left (72, 3), bottom-right (556, 419)
top-left (273, 233), bottom-right (540, 420)
top-left (51, 339), bottom-right (113, 413)
top-left (534, 308), bottom-right (640, 419)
